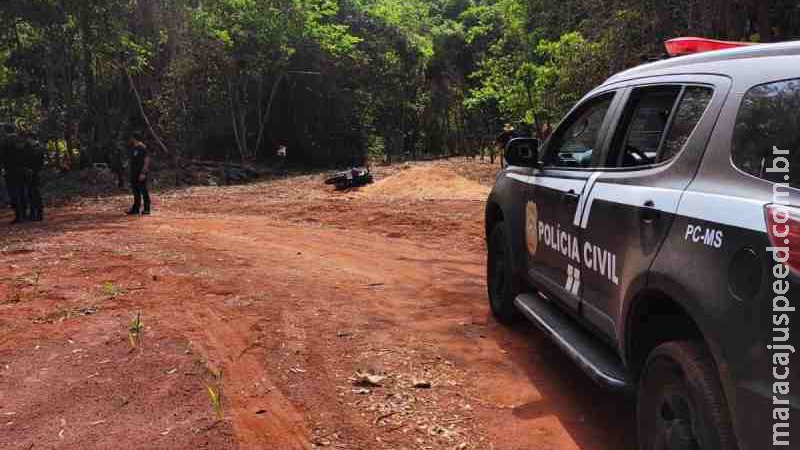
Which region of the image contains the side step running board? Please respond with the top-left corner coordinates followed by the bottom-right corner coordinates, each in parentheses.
top-left (515, 293), bottom-right (631, 393)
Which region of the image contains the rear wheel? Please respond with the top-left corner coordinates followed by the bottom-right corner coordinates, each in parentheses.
top-left (487, 223), bottom-right (520, 323)
top-left (637, 341), bottom-right (737, 450)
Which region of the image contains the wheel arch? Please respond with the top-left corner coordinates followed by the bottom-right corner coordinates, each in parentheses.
top-left (622, 287), bottom-right (720, 381)
top-left (484, 191), bottom-right (531, 298)
top-left (485, 199), bottom-right (505, 239)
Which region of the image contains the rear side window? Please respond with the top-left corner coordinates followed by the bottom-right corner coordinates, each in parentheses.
top-left (733, 79), bottom-right (800, 188)
top-left (606, 85), bottom-right (713, 168)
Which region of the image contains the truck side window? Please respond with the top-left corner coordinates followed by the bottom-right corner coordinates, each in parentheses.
top-left (606, 85), bottom-right (712, 168)
top-left (732, 79), bottom-right (800, 189)
top-left (545, 93), bottom-right (614, 168)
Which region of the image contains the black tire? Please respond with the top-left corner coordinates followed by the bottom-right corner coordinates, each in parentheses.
top-left (325, 174), bottom-right (347, 185)
top-left (637, 341), bottom-right (738, 450)
top-left (487, 223), bottom-right (521, 324)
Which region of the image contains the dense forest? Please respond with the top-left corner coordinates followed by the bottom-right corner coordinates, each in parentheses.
top-left (1, 0), bottom-right (799, 171)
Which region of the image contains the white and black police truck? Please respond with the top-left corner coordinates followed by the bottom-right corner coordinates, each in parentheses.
top-left (485, 38), bottom-right (799, 450)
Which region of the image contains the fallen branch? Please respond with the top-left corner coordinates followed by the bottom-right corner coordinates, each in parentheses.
top-left (375, 410), bottom-right (400, 425)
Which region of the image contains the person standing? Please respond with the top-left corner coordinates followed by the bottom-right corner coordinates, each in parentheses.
top-left (495, 124), bottom-right (516, 150)
top-left (0, 124), bottom-right (14, 212)
top-left (126, 131), bottom-right (152, 216)
top-left (20, 130), bottom-right (44, 222)
top-left (0, 168), bottom-right (7, 209)
top-left (1, 125), bottom-right (28, 224)
top-left (494, 123), bottom-right (518, 165)
top-left (276, 144), bottom-right (288, 176)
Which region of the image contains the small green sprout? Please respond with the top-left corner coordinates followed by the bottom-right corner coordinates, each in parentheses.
top-left (205, 368), bottom-right (224, 420)
top-left (128, 312), bottom-right (143, 349)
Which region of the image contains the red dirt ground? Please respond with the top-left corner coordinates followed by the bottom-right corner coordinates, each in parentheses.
top-left (0, 160), bottom-right (636, 450)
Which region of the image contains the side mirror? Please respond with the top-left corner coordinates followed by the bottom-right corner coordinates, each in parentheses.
top-left (505, 138), bottom-right (541, 168)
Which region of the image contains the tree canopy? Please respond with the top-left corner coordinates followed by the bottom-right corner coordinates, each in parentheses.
top-left (1, 0), bottom-right (798, 171)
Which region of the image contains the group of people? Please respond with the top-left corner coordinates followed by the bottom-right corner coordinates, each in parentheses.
top-left (0, 123), bottom-right (44, 224)
top-left (0, 125), bottom-right (153, 224)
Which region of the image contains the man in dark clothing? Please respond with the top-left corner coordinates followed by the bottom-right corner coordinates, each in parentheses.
top-left (0, 124), bottom-right (13, 210)
top-left (0, 172), bottom-right (7, 209)
top-left (1, 125), bottom-right (28, 224)
top-left (126, 132), bottom-right (151, 216)
top-left (20, 131), bottom-right (44, 222)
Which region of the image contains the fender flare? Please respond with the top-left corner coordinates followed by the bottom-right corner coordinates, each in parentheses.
top-left (620, 273), bottom-right (736, 415)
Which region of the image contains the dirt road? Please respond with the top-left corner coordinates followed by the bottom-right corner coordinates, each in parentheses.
top-left (0, 161), bottom-right (636, 450)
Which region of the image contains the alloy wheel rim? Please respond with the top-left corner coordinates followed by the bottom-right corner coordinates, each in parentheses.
top-left (655, 391), bottom-right (701, 450)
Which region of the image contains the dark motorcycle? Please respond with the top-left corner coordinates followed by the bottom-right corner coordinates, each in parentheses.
top-left (324, 167), bottom-right (374, 190)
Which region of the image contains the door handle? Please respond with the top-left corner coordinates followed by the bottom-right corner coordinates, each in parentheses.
top-left (563, 190), bottom-right (580, 203)
top-left (641, 200), bottom-right (660, 224)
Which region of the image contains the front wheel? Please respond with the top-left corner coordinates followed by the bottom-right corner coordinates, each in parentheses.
top-left (487, 223), bottom-right (520, 324)
top-left (637, 341), bottom-right (737, 450)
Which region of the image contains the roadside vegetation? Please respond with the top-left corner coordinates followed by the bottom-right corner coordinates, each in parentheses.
top-left (1, 1), bottom-right (798, 175)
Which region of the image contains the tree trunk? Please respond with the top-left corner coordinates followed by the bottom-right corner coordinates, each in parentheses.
top-left (755, 0), bottom-right (773, 42)
top-left (227, 78), bottom-right (249, 161)
top-left (126, 69), bottom-right (170, 156)
top-left (256, 72), bottom-right (286, 159)
top-left (79, 4), bottom-right (96, 167)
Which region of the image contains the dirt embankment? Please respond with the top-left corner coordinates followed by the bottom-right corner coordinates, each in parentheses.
top-left (0, 159), bottom-right (635, 450)
top-left (359, 165), bottom-right (491, 201)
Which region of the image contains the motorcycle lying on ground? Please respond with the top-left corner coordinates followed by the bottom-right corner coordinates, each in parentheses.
top-left (324, 167), bottom-right (374, 190)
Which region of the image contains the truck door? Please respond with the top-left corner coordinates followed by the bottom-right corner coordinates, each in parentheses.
top-left (577, 77), bottom-right (730, 340)
top-left (525, 91), bottom-right (620, 310)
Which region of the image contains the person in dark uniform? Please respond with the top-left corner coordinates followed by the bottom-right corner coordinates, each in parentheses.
top-left (1, 125), bottom-right (28, 224)
top-left (20, 130), bottom-right (44, 222)
top-left (126, 131), bottom-right (151, 216)
top-left (0, 168), bottom-right (7, 209)
top-left (0, 123), bottom-right (14, 211)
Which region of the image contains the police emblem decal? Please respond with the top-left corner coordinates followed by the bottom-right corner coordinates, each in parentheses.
top-left (526, 202), bottom-right (539, 256)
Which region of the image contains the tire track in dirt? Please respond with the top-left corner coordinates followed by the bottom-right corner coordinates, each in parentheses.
top-left (143, 214), bottom-right (636, 450)
top-left (141, 218), bottom-right (410, 449)
top-left (185, 305), bottom-right (311, 450)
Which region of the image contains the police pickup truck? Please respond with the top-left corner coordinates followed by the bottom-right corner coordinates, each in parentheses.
top-left (485, 38), bottom-right (799, 450)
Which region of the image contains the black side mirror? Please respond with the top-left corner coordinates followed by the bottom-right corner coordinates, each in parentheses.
top-left (504, 138), bottom-right (541, 168)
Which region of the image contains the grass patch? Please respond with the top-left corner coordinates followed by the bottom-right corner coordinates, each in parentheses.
top-left (101, 281), bottom-right (121, 298)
